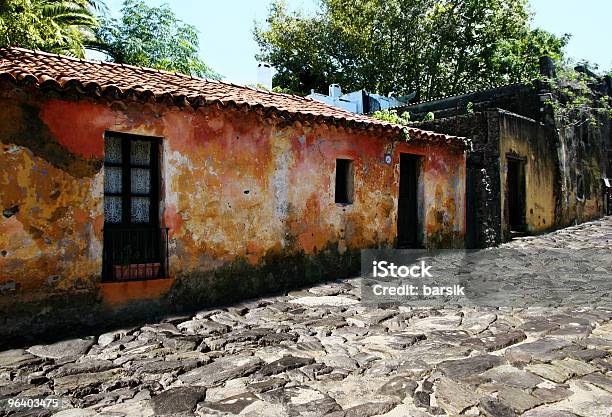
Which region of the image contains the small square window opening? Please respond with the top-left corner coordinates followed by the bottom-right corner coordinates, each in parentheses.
top-left (335, 159), bottom-right (354, 204)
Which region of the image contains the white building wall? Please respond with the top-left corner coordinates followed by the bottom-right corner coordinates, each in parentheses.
top-left (307, 92), bottom-right (358, 113)
top-left (307, 87), bottom-right (407, 114)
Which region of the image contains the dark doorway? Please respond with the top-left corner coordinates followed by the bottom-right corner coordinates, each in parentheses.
top-left (397, 154), bottom-right (421, 248)
top-left (465, 162), bottom-right (480, 248)
top-left (506, 157), bottom-right (526, 232)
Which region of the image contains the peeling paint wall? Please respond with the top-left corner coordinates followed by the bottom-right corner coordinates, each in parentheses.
top-left (0, 96), bottom-right (106, 301)
top-left (555, 119), bottom-right (608, 226)
top-left (498, 111), bottom-right (606, 240)
top-left (498, 111), bottom-right (558, 239)
top-left (0, 85), bottom-right (465, 337)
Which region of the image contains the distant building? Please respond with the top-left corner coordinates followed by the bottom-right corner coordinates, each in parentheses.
top-left (307, 84), bottom-right (413, 114)
top-left (398, 58), bottom-right (612, 248)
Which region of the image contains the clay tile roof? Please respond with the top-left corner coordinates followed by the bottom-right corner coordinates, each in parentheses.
top-left (0, 47), bottom-right (466, 146)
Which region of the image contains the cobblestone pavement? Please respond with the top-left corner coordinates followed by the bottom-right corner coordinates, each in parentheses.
top-left (1, 218), bottom-right (611, 417)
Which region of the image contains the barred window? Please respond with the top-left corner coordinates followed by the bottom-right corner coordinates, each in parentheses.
top-left (103, 133), bottom-right (160, 225)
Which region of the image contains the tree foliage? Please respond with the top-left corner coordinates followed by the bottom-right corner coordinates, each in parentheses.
top-left (372, 109), bottom-right (410, 125)
top-left (0, 0), bottom-right (102, 57)
top-left (90, 0), bottom-right (220, 79)
top-left (542, 61), bottom-right (612, 128)
top-left (254, 0), bottom-right (569, 100)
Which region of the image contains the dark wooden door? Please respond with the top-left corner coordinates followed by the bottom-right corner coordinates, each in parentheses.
top-left (397, 154), bottom-right (421, 248)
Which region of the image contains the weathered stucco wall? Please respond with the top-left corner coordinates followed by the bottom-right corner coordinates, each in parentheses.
top-left (498, 111), bottom-right (558, 239)
top-left (0, 85), bottom-right (465, 339)
top-left (498, 111), bottom-right (605, 240)
top-left (555, 119), bottom-right (607, 227)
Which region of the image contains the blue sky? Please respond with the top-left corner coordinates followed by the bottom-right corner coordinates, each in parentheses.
top-left (99, 0), bottom-right (611, 85)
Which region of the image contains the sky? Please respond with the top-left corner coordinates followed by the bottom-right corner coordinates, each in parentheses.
top-left (98, 0), bottom-right (612, 86)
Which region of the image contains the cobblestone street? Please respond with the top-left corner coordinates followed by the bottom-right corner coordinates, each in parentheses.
top-left (1, 218), bottom-right (611, 417)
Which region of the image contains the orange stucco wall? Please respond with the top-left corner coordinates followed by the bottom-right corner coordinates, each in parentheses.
top-left (0, 86), bottom-right (465, 319)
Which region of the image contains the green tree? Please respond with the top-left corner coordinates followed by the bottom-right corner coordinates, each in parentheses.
top-left (372, 109), bottom-right (410, 125)
top-left (254, 1), bottom-right (334, 94)
top-left (542, 60), bottom-right (612, 128)
top-left (90, 0), bottom-right (220, 79)
top-left (0, 0), bottom-right (102, 57)
top-left (254, 0), bottom-right (569, 100)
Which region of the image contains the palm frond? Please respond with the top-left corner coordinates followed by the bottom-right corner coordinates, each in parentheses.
top-left (39, 2), bottom-right (93, 18)
top-left (0, 0), bottom-right (103, 55)
top-left (48, 12), bottom-right (98, 26)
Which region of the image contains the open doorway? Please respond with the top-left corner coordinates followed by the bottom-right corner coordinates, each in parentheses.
top-left (506, 156), bottom-right (526, 233)
top-left (465, 161), bottom-right (480, 248)
top-left (397, 154), bottom-right (422, 248)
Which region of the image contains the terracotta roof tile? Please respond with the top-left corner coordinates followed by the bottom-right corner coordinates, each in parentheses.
top-left (0, 47), bottom-right (466, 146)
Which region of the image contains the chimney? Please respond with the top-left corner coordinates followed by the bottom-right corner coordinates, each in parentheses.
top-left (257, 63), bottom-right (272, 90)
top-left (539, 56), bottom-right (556, 78)
top-left (329, 84), bottom-right (341, 98)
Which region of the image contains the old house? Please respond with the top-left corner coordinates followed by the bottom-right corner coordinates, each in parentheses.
top-left (0, 48), bottom-right (467, 339)
top-left (399, 61), bottom-right (612, 247)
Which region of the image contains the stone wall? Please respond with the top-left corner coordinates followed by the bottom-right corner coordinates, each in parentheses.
top-left (396, 83), bottom-right (542, 122)
top-left (413, 112), bottom-right (502, 247)
top-left (0, 83), bottom-right (466, 341)
top-left (554, 112), bottom-right (610, 227)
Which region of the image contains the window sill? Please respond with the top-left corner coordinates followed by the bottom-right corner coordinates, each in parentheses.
top-left (99, 277), bottom-right (174, 306)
